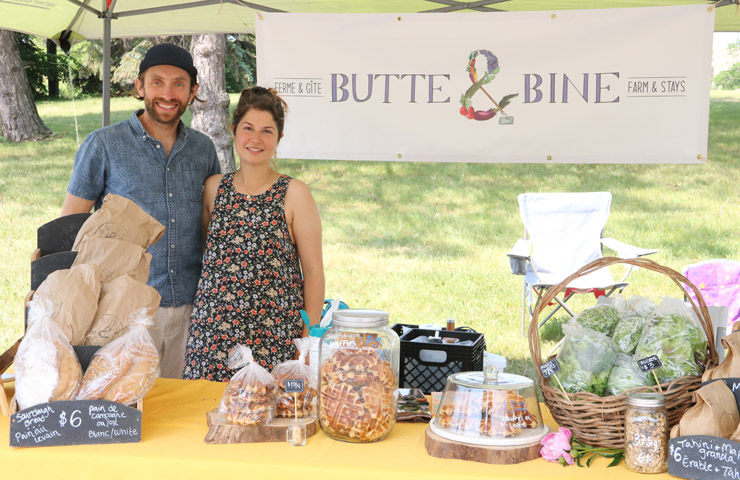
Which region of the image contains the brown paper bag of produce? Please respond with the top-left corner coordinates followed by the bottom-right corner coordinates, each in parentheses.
top-left (72, 236), bottom-right (151, 283)
top-left (670, 380), bottom-right (739, 439)
top-left (703, 331), bottom-right (740, 381)
top-left (85, 275), bottom-right (161, 346)
top-left (73, 193), bottom-right (165, 250)
top-left (33, 263), bottom-right (102, 345)
top-left (730, 416), bottom-right (740, 442)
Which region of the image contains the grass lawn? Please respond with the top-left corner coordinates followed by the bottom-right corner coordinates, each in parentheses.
top-left (1, 90), bottom-right (739, 383)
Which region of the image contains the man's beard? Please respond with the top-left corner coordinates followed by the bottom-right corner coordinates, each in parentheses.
top-left (143, 94), bottom-right (189, 126)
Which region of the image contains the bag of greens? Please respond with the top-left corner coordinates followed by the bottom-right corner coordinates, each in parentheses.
top-left (613, 293), bottom-right (656, 319)
top-left (574, 304), bottom-right (620, 336)
top-left (633, 298), bottom-right (707, 384)
top-left (552, 321), bottom-right (618, 396)
top-left (605, 353), bottom-right (650, 396)
top-left (612, 315), bottom-right (646, 355)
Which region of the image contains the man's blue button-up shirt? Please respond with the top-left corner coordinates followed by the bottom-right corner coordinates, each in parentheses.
top-left (67, 110), bottom-right (221, 307)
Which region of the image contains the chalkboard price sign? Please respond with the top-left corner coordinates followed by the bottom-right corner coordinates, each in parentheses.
top-left (638, 355), bottom-right (663, 372)
top-left (539, 359), bottom-right (561, 378)
top-left (284, 379), bottom-right (304, 393)
top-left (669, 435), bottom-right (740, 480)
top-left (10, 400), bottom-right (141, 447)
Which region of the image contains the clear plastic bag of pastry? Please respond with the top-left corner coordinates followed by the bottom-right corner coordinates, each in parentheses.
top-left (272, 337), bottom-right (317, 418)
top-left (15, 299), bottom-right (83, 410)
top-left (318, 309), bottom-right (399, 443)
top-left (218, 345), bottom-right (277, 425)
top-left (76, 308), bottom-right (160, 405)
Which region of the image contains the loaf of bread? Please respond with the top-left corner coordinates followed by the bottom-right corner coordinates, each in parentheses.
top-left (77, 336), bottom-right (159, 405)
top-left (15, 336), bottom-right (83, 410)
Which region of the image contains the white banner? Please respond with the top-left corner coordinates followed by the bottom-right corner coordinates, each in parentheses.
top-left (256, 6), bottom-right (714, 164)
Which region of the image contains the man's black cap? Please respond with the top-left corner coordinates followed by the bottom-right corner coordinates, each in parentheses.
top-left (139, 43), bottom-right (198, 85)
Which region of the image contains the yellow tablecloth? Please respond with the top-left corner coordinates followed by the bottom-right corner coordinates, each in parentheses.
top-left (1, 378), bottom-right (675, 480)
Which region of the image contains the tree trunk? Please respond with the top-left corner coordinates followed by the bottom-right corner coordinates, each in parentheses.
top-left (0, 30), bottom-right (52, 142)
top-left (46, 39), bottom-right (59, 98)
top-left (190, 34), bottom-right (235, 173)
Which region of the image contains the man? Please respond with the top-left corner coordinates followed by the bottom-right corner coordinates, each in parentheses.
top-left (61, 43), bottom-right (221, 378)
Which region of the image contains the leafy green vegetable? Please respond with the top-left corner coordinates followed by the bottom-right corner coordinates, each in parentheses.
top-left (576, 305), bottom-right (620, 336)
top-left (605, 353), bottom-right (650, 395)
top-left (553, 322), bottom-right (617, 396)
top-left (633, 313), bottom-right (706, 384)
top-left (612, 315), bottom-right (646, 355)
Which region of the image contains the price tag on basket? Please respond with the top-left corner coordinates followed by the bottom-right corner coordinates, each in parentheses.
top-left (540, 359), bottom-right (571, 404)
top-left (637, 355), bottom-right (664, 392)
top-left (540, 359), bottom-right (561, 378)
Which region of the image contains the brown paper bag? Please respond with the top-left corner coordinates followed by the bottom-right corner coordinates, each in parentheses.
top-left (86, 275), bottom-right (161, 346)
top-left (670, 380), bottom-right (740, 439)
top-left (72, 236), bottom-right (151, 283)
top-left (33, 264), bottom-right (102, 345)
top-left (703, 331), bottom-right (740, 381)
top-left (73, 193), bottom-right (165, 250)
top-left (730, 415), bottom-right (740, 442)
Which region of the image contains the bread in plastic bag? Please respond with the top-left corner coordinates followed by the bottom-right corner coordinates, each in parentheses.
top-left (15, 299), bottom-right (83, 410)
top-left (77, 308), bottom-right (160, 405)
top-left (272, 338), bottom-right (317, 418)
top-left (552, 320), bottom-right (617, 396)
top-left (219, 345), bottom-right (277, 425)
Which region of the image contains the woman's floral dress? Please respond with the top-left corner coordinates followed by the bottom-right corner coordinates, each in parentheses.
top-left (183, 173), bottom-right (304, 381)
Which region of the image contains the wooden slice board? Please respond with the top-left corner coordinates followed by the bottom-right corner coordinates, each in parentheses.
top-left (425, 426), bottom-right (542, 464)
top-left (205, 409), bottom-right (318, 444)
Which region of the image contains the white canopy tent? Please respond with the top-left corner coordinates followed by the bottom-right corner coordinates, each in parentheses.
top-left (0, 0), bottom-right (738, 125)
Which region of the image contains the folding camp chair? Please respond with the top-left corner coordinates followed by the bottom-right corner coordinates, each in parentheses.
top-left (682, 259), bottom-right (740, 334)
top-left (507, 192), bottom-right (658, 336)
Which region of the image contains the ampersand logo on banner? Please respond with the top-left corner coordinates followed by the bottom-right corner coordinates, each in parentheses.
top-left (459, 49), bottom-right (518, 124)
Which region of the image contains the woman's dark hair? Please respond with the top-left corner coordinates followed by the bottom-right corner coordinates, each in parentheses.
top-left (231, 86), bottom-right (288, 137)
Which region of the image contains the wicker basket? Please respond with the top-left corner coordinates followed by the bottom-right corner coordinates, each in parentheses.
top-left (528, 256), bottom-right (719, 449)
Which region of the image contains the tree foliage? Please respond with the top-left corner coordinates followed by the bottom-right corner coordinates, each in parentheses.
top-left (713, 63), bottom-right (740, 90)
top-left (713, 39), bottom-right (740, 90)
top-left (16, 34), bottom-right (74, 98)
top-left (20, 34), bottom-right (256, 99)
top-left (729, 39), bottom-right (740, 58)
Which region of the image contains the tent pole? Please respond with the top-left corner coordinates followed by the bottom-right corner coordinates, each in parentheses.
top-left (102, 2), bottom-right (111, 127)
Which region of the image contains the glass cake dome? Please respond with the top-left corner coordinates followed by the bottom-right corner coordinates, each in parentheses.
top-left (430, 368), bottom-right (548, 446)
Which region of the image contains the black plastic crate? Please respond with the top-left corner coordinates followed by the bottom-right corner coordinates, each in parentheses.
top-left (392, 324), bottom-right (485, 394)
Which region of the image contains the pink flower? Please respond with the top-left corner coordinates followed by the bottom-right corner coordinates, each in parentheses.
top-left (540, 427), bottom-right (575, 466)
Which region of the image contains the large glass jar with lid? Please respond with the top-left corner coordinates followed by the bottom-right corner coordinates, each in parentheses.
top-left (318, 309), bottom-right (399, 442)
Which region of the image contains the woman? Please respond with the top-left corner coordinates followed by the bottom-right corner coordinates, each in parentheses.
top-left (183, 86), bottom-right (325, 381)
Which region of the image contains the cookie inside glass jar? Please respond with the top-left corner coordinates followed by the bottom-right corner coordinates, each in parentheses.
top-left (318, 309), bottom-right (399, 442)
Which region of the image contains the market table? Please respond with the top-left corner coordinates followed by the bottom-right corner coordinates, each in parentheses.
top-left (1, 378), bottom-right (675, 480)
